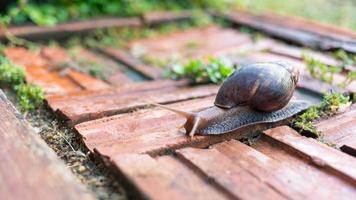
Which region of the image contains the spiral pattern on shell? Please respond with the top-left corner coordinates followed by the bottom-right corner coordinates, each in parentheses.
top-left (214, 62), bottom-right (299, 112)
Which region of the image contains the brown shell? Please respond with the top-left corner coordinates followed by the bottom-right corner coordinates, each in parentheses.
top-left (214, 62), bottom-right (298, 112)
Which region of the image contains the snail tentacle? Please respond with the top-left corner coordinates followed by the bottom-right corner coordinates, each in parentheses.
top-left (189, 116), bottom-right (201, 138)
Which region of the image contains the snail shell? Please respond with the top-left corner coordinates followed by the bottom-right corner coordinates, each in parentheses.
top-left (215, 62), bottom-right (299, 112)
top-left (152, 62), bottom-right (307, 137)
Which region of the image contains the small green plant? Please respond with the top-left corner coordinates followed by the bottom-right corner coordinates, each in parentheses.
top-left (304, 51), bottom-right (356, 88)
top-left (319, 92), bottom-right (351, 114)
top-left (303, 55), bottom-right (342, 84)
top-left (0, 57), bottom-right (25, 87)
top-left (141, 55), bottom-right (169, 68)
top-left (293, 106), bottom-right (320, 136)
top-left (292, 92), bottom-right (351, 137)
top-left (0, 56), bottom-right (44, 112)
top-left (15, 84), bottom-right (44, 112)
top-left (88, 66), bottom-right (105, 80)
top-left (238, 26), bottom-right (264, 42)
top-left (342, 71), bottom-right (356, 87)
top-left (332, 49), bottom-right (356, 67)
top-left (167, 57), bottom-right (235, 84)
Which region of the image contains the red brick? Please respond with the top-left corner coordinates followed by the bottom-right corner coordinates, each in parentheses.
top-left (219, 11), bottom-right (356, 52)
top-left (4, 47), bottom-right (111, 95)
top-left (102, 48), bottom-right (163, 79)
top-left (41, 46), bottom-right (71, 64)
top-left (24, 65), bottom-right (82, 94)
top-left (263, 126), bottom-right (356, 184)
top-left (47, 79), bottom-right (188, 109)
top-left (112, 154), bottom-right (228, 200)
top-left (221, 138), bottom-right (356, 199)
top-left (177, 147), bottom-right (287, 200)
top-left (41, 46), bottom-right (125, 89)
top-left (0, 90), bottom-right (94, 200)
top-left (142, 11), bottom-right (193, 25)
top-left (76, 96), bottom-right (294, 157)
top-left (129, 25), bottom-right (252, 62)
top-left (251, 136), bottom-right (356, 199)
top-left (56, 84), bottom-right (218, 125)
top-left (259, 11), bottom-right (356, 39)
top-left (267, 43), bottom-right (342, 67)
top-left (68, 47), bottom-right (134, 86)
top-left (4, 47), bottom-right (47, 68)
top-left (315, 106), bottom-right (356, 156)
top-left (76, 96), bottom-right (214, 151)
top-left (67, 70), bottom-right (111, 90)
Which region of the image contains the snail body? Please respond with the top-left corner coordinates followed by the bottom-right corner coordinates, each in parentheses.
top-left (152, 62), bottom-right (308, 137)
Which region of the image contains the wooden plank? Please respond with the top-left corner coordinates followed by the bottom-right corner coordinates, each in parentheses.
top-left (263, 126), bottom-right (356, 184)
top-left (76, 96), bottom-right (296, 157)
top-left (4, 47), bottom-right (83, 95)
top-left (101, 48), bottom-right (163, 79)
top-left (0, 17), bottom-right (141, 41)
top-left (251, 137), bottom-right (356, 199)
top-left (128, 25), bottom-right (252, 62)
top-left (4, 47), bottom-right (48, 68)
top-left (46, 79), bottom-right (189, 108)
top-left (142, 11), bottom-right (193, 25)
top-left (112, 154), bottom-right (228, 200)
top-left (76, 96), bottom-right (214, 151)
top-left (267, 43), bottom-right (342, 67)
top-left (56, 84), bottom-right (218, 125)
top-left (315, 106), bottom-right (356, 156)
top-left (66, 47), bottom-right (134, 85)
top-left (4, 47), bottom-right (111, 95)
top-left (267, 43), bottom-right (356, 72)
top-left (258, 11), bottom-right (356, 39)
top-left (0, 90), bottom-right (94, 200)
top-left (176, 147), bottom-right (287, 200)
top-left (5, 47), bottom-right (117, 95)
top-left (217, 11), bottom-right (356, 53)
top-left (67, 70), bottom-right (111, 90)
top-left (27, 66), bottom-right (83, 95)
top-left (219, 139), bottom-right (356, 199)
top-left (107, 71), bottom-right (135, 86)
top-left (42, 46), bottom-right (134, 85)
top-left (40, 46), bottom-right (72, 64)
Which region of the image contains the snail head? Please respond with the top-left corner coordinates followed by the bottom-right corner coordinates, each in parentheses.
top-left (148, 101), bottom-right (202, 137)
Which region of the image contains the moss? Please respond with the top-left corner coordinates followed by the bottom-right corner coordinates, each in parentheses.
top-left (0, 56), bottom-right (44, 112)
top-left (292, 92), bottom-right (351, 137)
top-left (185, 40), bottom-right (201, 49)
top-left (332, 49), bottom-right (356, 66)
top-left (303, 55), bottom-right (342, 84)
top-left (317, 136), bottom-right (338, 149)
top-left (304, 51), bottom-right (356, 88)
top-left (15, 84), bottom-right (44, 112)
top-left (319, 92), bottom-right (351, 114)
top-left (0, 57), bottom-right (26, 87)
top-left (88, 66), bottom-right (105, 80)
top-left (141, 54), bottom-right (169, 68)
top-left (292, 107), bottom-right (320, 137)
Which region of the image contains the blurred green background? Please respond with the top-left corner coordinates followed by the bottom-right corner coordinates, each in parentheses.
top-left (0, 0), bottom-right (355, 30)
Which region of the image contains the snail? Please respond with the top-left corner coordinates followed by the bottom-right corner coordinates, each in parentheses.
top-left (151, 62), bottom-right (309, 137)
